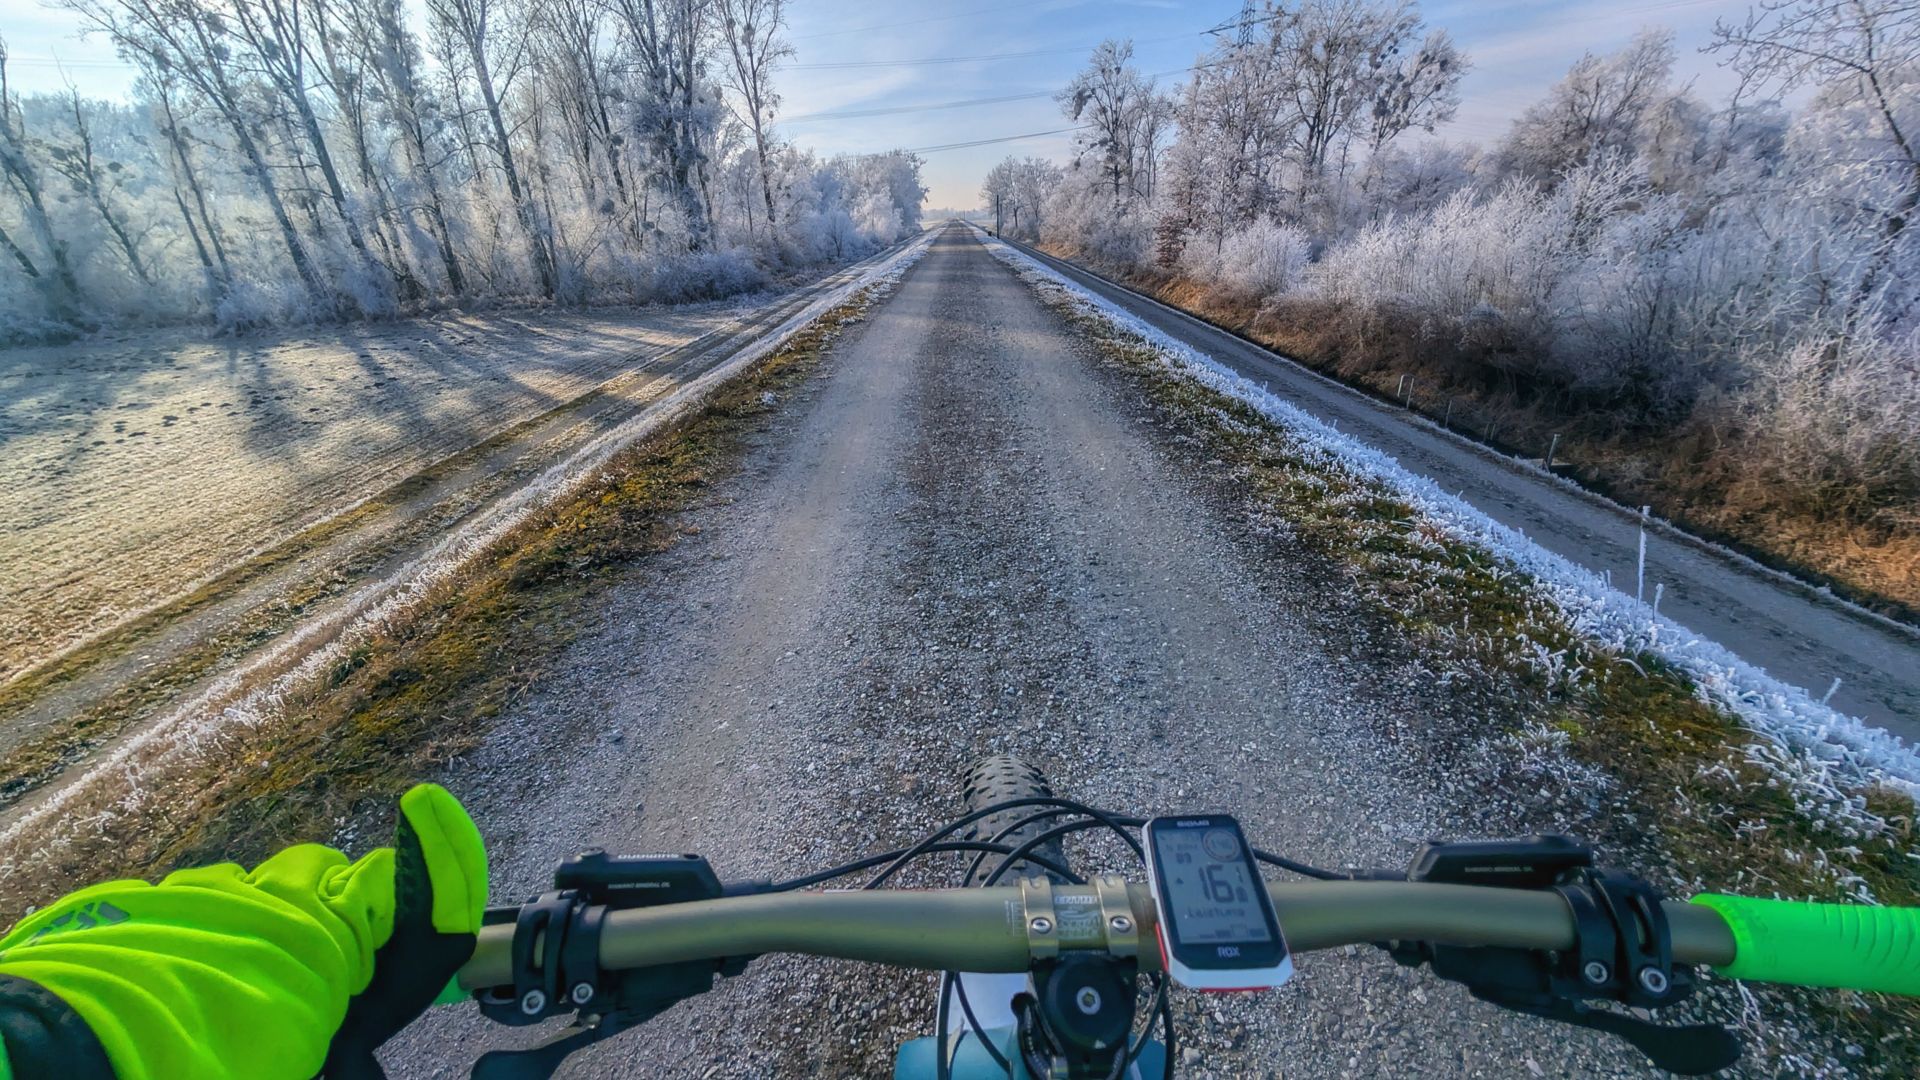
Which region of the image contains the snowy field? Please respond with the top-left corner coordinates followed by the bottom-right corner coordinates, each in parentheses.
top-left (0, 303), bottom-right (754, 680)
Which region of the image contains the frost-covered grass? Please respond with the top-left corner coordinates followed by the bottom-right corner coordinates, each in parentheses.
top-left (0, 232), bottom-right (934, 915)
top-left (0, 302), bottom-right (757, 682)
top-left (987, 231), bottom-right (1920, 1073)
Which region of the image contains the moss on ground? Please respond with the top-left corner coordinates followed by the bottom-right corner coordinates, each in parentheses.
top-left (1028, 278), bottom-right (1920, 1075)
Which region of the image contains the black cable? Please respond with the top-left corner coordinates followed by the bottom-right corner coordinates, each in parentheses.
top-left (1252, 846), bottom-right (1341, 881)
top-left (956, 801), bottom-right (1150, 1076)
top-left (960, 806), bottom-right (1084, 885)
top-left (1157, 977), bottom-right (1176, 1080)
top-left (775, 799), bottom-right (1332, 1077)
top-left (767, 841), bottom-right (1078, 892)
top-left (965, 812), bottom-right (1161, 1075)
top-left (861, 797), bottom-right (1135, 890)
top-left (981, 819), bottom-right (1137, 887)
top-left (948, 806), bottom-right (1100, 1078)
top-left (950, 970), bottom-right (1014, 1075)
top-left (935, 970), bottom-right (955, 1080)
top-left (1125, 975), bottom-right (1167, 1062)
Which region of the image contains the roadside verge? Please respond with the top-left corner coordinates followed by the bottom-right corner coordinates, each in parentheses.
top-left (981, 229), bottom-right (1920, 1074)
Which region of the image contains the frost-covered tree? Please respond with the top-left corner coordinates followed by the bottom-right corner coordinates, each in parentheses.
top-left (1058, 40), bottom-right (1169, 207)
top-left (716, 0), bottom-right (791, 242)
top-left (0, 37), bottom-right (86, 323)
top-left (1499, 29), bottom-right (1682, 183)
top-left (1003, 0), bottom-right (1916, 532)
top-left (1711, 0), bottom-right (1920, 332)
top-left (982, 156), bottom-right (1059, 240)
top-left (427, 0), bottom-right (556, 295)
top-left (3, 0), bottom-right (916, 338)
top-left (51, 89), bottom-right (152, 288)
top-left (1155, 0), bottom-right (1463, 250)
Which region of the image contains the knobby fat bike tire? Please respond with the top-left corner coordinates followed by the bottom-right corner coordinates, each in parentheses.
top-left (960, 756), bottom-right (1073, 886)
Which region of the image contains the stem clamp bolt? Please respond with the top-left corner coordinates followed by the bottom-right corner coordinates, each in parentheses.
top-left (519, 989), bottom-right (547, 1016)
top-left (570, 982), bottom-right (595, 1005)
top-left (1637, 967), bottom-right (1669, 995)
top-left (1109, 915), bottom-right (1133, 935)
top-left (1028, 916), bottom-right (1053, 935)
top-left (1582, 961), bottom-right (1609, 985)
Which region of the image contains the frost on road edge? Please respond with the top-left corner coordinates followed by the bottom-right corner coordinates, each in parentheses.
top-left (980, 231), bottom-right (1920, 835)
top-left (0, 232), bottom-right (936, 878)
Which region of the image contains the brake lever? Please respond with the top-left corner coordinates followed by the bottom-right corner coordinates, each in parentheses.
top-left (470, 1010), bottom-right (643, 1080)
top-left (1518, 1000), bottom-right (1742, 1076)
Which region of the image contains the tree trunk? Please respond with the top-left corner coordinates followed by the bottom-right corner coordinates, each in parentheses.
top-left (472, 46), bottom-right (557, 296)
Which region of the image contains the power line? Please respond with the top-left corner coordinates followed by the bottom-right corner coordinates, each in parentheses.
top-left (788, 30), bottom-right (1197, 70)
top-left (787, 89), bottom-right (1058, 124)
top-left (791, 1), bottom-right (1048, 41)
top-left (4, 56), bottom-right (136, 70)
top-left (784, 66), bottom-right (1196, 124)
top-left (905, 125), bottom-right (1088, 154)
top-left (790, 44), bottom-right (1099, 70)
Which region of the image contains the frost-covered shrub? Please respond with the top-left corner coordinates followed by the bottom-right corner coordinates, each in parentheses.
top-left (1043, 185), bottom-right (1151, 268)
top-left (644, 249), bottom-right (769, 305)
top-left (1209, 218), bottom-right (1310, 298)
top-left (1734, 333), bottom-right (1920, 523)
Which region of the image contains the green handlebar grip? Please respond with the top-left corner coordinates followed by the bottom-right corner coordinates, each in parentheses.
top-left (1692, 894), bottom-right (1920, 995)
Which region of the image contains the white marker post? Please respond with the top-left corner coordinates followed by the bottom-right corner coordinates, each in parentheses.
top-left (1637, 506), bottom-right (1650, 604)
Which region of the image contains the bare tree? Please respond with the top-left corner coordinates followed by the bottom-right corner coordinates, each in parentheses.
top-left (427, 0), bottom-right (559, 294)
top-left (147, 77), bottom-right (230, 303)
top-left (4, 0), bottom-right (923, 329)
top-left (309, 0), bottom-right (426, 300)
top-left (1711, 0), bottom-right (1920, 328)
top-left (0, 36), bottom-right (86, 319)
top-left (1368, 28), bottom-right (1467, 153)
top-left (1269, 0), bottom-right (1428, 212)
top-left (224, 0), bottom-right (395, 308)
top-left (607, 0), bottom-right (717, 251)
top-left (354, 0), bottom-right (468, 294)
top-left (53, 89), bottom-right (153, 286)
top-left (64, 0), bottom-right (333, 304)
top-left (1500, 29), bottom-right (1678, 181)
top-left (1059, 40), bottom-right (1166, 206)
top-left (716, 0), bottom-right (790, 240)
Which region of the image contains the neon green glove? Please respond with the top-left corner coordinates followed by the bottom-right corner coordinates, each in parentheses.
top-left (0, 783), bottom-right (487, 1080)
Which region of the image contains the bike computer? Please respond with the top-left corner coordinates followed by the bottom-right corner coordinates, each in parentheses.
top-left (1142, 815), bottom-right (1292, 991)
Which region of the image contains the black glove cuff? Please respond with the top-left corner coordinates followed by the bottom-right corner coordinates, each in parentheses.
top-left (0, 974), bottom-right (115, 1080)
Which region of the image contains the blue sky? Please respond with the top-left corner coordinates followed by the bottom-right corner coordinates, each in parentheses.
top-left (2, 0), bottom-right (1761, 208)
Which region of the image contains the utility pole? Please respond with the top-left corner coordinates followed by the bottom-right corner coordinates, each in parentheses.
top-left (1235, 0), bottom-right (1257, 46)
top-left (1204, 0), bottom-right (1262, 43)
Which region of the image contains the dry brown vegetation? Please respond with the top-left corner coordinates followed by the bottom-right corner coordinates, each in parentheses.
top-left (1054, 249), bottom-right (1920, 623)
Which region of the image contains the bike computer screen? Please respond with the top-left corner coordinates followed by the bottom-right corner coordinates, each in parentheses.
top-left (1142, 815), bottom-right (1293, 991)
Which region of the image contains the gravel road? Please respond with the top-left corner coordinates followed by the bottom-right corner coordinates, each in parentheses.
top-left (383, 224), bottom-right (1671, 1077)
top-left (991, 232), bottom-right (1920, 737)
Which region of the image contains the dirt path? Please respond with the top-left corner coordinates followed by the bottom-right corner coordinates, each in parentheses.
top-left (993, 234), bottom-right (1920, 737)
top-left (381, 225), bottom-right (1664, 1077)
top-left (0, 302), bottom-right (748, 680)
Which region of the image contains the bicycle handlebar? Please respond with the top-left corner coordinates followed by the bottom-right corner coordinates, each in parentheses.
top-left (456, 879), bottom-right (1744, 991)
